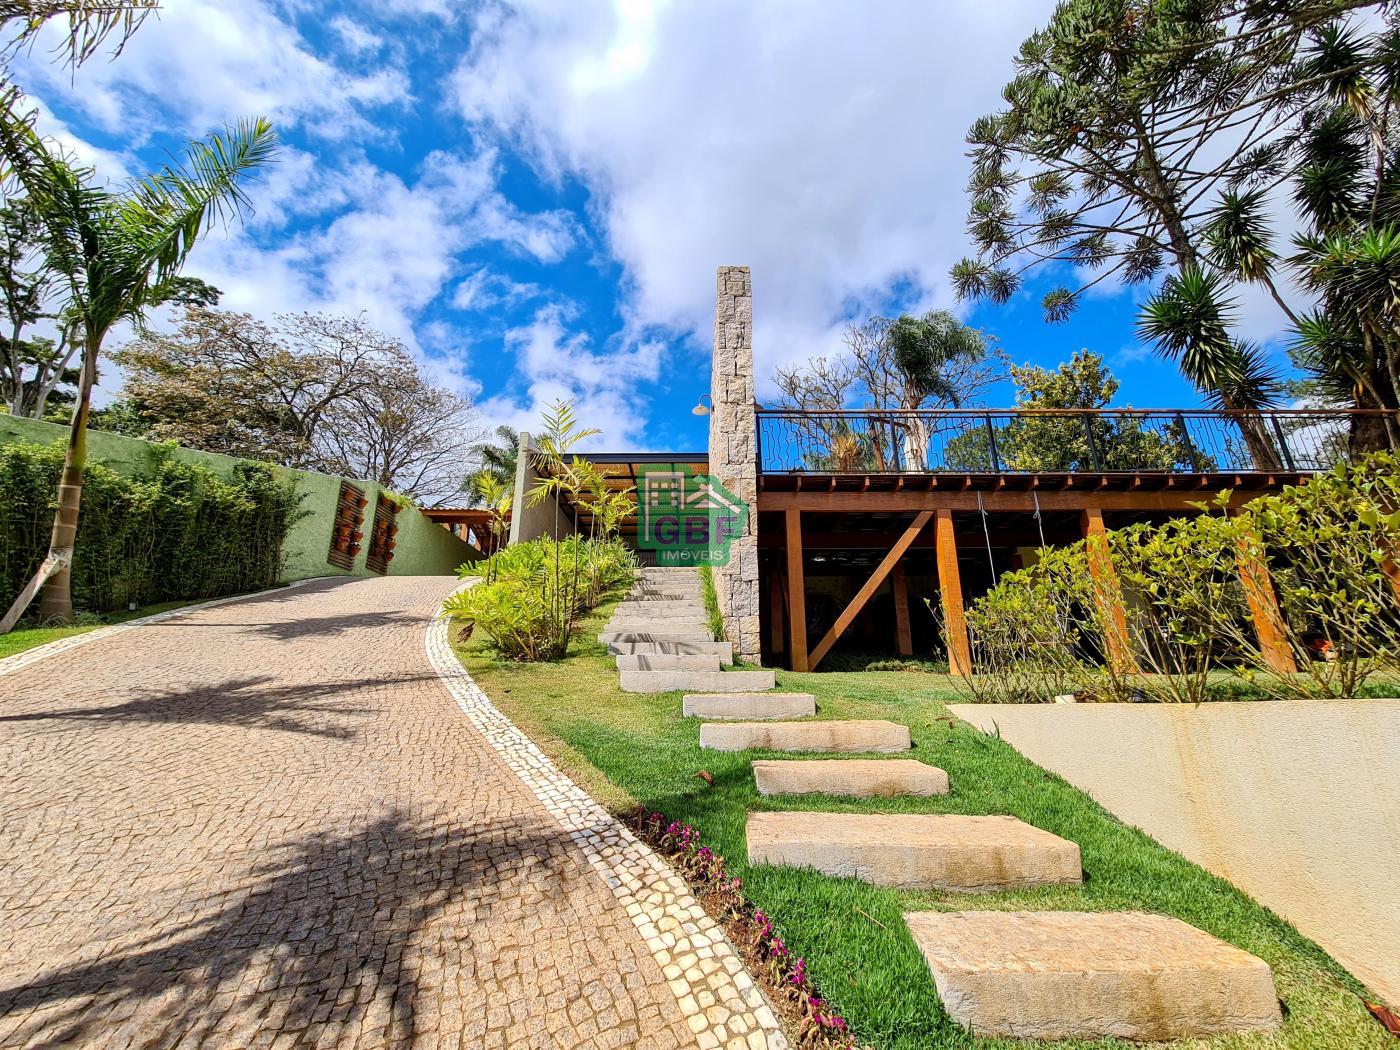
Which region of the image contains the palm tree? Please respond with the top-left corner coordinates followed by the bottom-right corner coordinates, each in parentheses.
top-left (467, 423), bottom-right (519, 492)
top-left (886, 311), bottom-right (986, 468)
top-left (0, 106), bottom-right (276, 632)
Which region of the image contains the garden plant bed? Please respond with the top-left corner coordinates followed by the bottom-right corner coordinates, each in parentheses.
top-left (454, 601), bottom-right (1393, 1049)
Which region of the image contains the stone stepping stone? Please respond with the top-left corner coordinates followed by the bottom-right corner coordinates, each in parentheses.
top-left (905, 910), bottom-right (1282, 1041)
top-left (607, 616), bottom-right (710, 629)
top-left (745, 812), bottom-right (1081, 891)
top-left (752, 758), bottom-right (948, 797)
top-left (700, 719), bottom-right (909, 753)
top-left (615, 653), bottom-right (722, 672)
top-left (598, 628), bottom-right (714, 644)
top-left (612, 601), bottom-right (706, 615)
top-left (619, 668), bottom-right (776, 694)
top-left (606, 639), bottom-right (734, 663)
top-left (683, 692), bottom-right (815, 720)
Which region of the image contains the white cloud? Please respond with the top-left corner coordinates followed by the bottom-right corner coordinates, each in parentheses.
top-left (453, 266), bottom-right (545, 311)
top-left (329, 15), bottom-right (385, 55)
top-left (187, 148), bottom-right (577, 349)
top-left (451, 0), bottom-right (1055, 395)
top-left (477, 305), bottom-right (660, 448)
top-left (18, 0), bottom-right (410, 140)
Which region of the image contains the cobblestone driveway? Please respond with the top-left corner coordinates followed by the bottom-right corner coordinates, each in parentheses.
top-left (0, 577), bottom-right (700, 1049)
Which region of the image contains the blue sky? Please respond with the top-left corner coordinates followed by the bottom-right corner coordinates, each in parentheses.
top-left (19, 0), bottom-right (1299, 455)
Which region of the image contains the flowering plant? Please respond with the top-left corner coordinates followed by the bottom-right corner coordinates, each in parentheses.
top-left (631, 809), bottom-right (855, 1049)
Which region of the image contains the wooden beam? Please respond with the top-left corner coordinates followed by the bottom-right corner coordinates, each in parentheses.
top-left (808, 511), bottom-right (933, 669)
top-left (759, 489), bottom-right (1266, 514)
top-left (785, 508), bottom-right (809, 672)
top-left (892, 560), bottom-right (913, 657)
top-left (1080, 508), bottom-right (1138, 674)
top-left (935, 509), bottom-right (972, 677)
top-left (769, 566), bottom-right (786, 656)
top-left (1236, 525), bottom-right (1297, 675)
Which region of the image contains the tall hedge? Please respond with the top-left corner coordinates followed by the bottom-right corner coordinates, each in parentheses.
top-left (0, 441), bottom-right (304, 616)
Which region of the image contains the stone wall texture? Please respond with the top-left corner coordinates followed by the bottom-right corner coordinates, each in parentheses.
top-left (708, 266), bottom-right (761, 662)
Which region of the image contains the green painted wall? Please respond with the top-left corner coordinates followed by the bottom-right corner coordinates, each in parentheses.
top-left (0, 414), bottom-right (477, 581)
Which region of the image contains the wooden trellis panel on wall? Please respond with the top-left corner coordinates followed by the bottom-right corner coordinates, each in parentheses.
top-left (327, 482), bottom-right (368, 569)
top-left (365, 494), bottom-right (400, 575)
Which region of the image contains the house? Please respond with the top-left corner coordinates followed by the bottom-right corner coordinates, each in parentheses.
top-left (500, 267), bottom-right (1375, 673)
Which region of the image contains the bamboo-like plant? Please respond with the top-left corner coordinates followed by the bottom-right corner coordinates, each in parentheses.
top-left (0, 104), bottom-right (277, 632)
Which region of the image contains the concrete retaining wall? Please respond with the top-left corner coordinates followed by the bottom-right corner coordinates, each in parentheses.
top-left (952, 699), bottom-right (1400, 1006)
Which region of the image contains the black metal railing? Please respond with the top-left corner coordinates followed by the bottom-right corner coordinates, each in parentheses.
top-left (755, 408), bottom-right (1392, 475)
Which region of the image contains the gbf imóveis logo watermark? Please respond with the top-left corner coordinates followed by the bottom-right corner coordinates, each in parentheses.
top-left (636, 467), bottom-right (747, 566)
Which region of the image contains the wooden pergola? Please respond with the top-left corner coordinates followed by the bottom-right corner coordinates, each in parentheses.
top-left (757, 470), bottom-right (1306, 674)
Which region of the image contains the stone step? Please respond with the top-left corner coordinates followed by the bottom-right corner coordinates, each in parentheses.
top-left (629, 588), bottom-right (703, 598)
top-left (700, 719), bottom-right (910, 753)
top-left (598, 628), bottom-right (714, 644)
top-left (746, 812), bottom-right (1081, 891)
top-left (905, 911), bottom-right (1282, 1041)
top-left (683, 693), bottom-right (815, 720)
top-left (615, 653), bottom-right (722, 672)
top-left (613, 601), bottom-right (706, 615)
top-left (606, 639), bottom-right (734, 663)
top-left (752, 758), bottom-right (949, 797)
top-left (619, 668), bottom-right (776, 694)
top-left (608, 616), bottom-right (710, 629)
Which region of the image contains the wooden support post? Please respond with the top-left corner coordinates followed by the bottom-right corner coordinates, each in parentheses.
top-left (1080, 508), bottom-right (1138, 674)
top-left (1236, 525), bottom-right (1298, 675)
top-left (809, 512), bottom-right (933, 669)
top-left (935, 509), bottom-right (972, 677)
top-left (769, 566), bottom-right (786, 656)
top-left (1383, 550), bottom-right (1400, 605)
top-left (785, 509), bottom-right (808, 672)
top-left (893, 560), bottom-right (913, 657)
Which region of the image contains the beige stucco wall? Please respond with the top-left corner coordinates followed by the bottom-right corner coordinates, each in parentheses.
top-left (953, 700), bottom-right (1400, 1006)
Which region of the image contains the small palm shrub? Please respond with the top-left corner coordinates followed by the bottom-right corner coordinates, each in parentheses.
top-left (446, 536), bottom-right (637, 661)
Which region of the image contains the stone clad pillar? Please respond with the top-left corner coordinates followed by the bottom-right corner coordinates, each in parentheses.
top-left (709, 266), bottom-right (761, 662)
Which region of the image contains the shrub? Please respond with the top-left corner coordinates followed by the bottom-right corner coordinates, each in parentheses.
top-left (446, 536), bottom-right (637, 661)
top-left (1, 441), bottom-right (303, 616)
top-left (1107, 513), bottom-right (1253, 703)
top-left (962, 453), bottom-right (1400, 702)
top-left (964, 544), bottom-right (1115, 702)
top-left (1238, 454), bottom-right (1400, 698)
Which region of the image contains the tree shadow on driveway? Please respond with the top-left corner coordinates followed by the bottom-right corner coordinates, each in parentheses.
top-left (0, 809), bottom-right (588, 1049)
top-left (0, 672), bottom-right (444, 739)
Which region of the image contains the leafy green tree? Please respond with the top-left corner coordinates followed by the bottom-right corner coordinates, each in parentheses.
top-left (946, 351), bottom-right (1203, 471)
top-left (0, 111), bottom-right (276, 631)
top-left (950, 0), bottom-right (1392, 464)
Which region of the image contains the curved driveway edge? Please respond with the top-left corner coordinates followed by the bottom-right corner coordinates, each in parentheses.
top-left (426, 606), bottom-right (787, 1049)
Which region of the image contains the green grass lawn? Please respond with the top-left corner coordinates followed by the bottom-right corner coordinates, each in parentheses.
top-left (0, 599), bottom-right (204, 661)
top-left (455, 599), bottom-right (1389, 1050)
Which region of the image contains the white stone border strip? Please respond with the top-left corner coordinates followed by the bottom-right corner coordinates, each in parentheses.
top-left (425, 603), bottom-right (789, 1050)
top-left (0, 577), bottom-right (328, 679)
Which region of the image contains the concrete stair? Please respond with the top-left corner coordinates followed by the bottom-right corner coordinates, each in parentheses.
top-left (607, 638), bottom-right (734, 662)
top-left (615, 653), bottom-right (722, 672)
top-left (682, 692), bottom-right (815, 720)
top-left (620, 668), bottom-right (776, 694)
top-left (598, 628), bottom-right (716, 644)
top-left (700, 719), bottom-right (910, 753)
top-left (746, 812), bottom-right (1082, 891)
top-left (905, 911), bottom-right (1282, 1041)
top-left (752, 758), bottom-right (949, 797)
